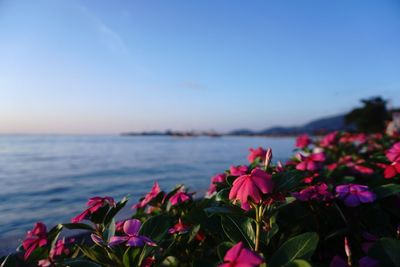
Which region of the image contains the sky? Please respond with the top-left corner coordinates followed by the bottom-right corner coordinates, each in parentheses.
top-left (0, 0), bottom-right (400, 134)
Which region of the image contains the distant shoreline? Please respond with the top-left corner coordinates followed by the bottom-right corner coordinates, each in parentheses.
top-left (120, 132), bottom-right (319, 138)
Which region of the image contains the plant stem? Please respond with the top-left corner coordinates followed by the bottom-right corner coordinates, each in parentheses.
top-left (255, 205), bottom-right (262, 252)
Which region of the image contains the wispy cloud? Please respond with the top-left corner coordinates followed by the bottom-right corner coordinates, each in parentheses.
top-left (179, 81), bottom-right (206, 91)
top-left (78, 4), bottom-right (129, 54)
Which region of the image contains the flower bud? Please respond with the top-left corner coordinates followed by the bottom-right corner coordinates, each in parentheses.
top-left (264, 147), bottom-right (273, 170)
top-left (344, 237), bottom-right (352, 266)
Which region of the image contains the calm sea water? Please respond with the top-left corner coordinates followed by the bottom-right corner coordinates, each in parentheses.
top-left (0, 135), bottom-right (295, 254)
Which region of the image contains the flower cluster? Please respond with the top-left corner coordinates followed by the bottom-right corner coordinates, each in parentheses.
top-left (3, 131), bottom-right (400, 267)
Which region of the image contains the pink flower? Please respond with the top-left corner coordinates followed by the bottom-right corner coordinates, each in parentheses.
top-left (229, 168), bottom-right (274, 210)
top-left (141, 257), bottom-right (155, 267)
top-left (207, 173), bottom-right (226, 195)
top-left (386, 142), bottom-right (400, 162)
top-left (133, 182), bottom-right (162, 209)
top-left (345, 159), bottom-right (374, 175)
top-left (296, 134), bottom-right (311, 148)
top-left (116, 220), bottom-right (125, 232)
top-left (336, 184), bottom-right (376, 207)
top-left (71, 196), bottom-right (115, 223)
top-left (339, 133), bottom-right (367, 144)
top-left (248, 147), bottom-right (267, 163)
top-left (296, 152), bottom-right (326, 171)
top-left (320, 131), bottom-right (338, 147)
top-left (22, 222), bottom-right (48, 260)
top-left (50, 238), bottom-right (71, 258)
top-left (219, 242), bottom-right (263, 267)
top-left (168, 218), bottom-right (190, 234)
top-left (170, 190), bottom-right (192, 206)
top-left (230, 165), bottom-right (249, 176)
top-left (383, 162), bottom-right (400, 179)
top-left (293, 183), bottom-right (333, 202)
top-left (275, 161), bottom-right (284, 172)
top-left (109, 219), bottom-right (156, 247)
top-left (38, 259), bottom-right (52, 267)
top-left (303, 173), bottom-right (319, 184)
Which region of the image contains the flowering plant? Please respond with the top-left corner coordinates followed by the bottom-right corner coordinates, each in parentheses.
top-left (2, 131), bottom-right (400, 267)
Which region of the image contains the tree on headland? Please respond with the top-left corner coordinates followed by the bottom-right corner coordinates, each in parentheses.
top-left (345, 96), bottom-right (389, 133)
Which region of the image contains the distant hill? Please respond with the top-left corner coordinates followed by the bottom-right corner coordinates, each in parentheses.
top-left (229, 114), bottom-right (353, 136)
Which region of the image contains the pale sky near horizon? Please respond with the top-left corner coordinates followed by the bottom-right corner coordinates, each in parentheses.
top-left (1, 0), bottom-right (400, 134)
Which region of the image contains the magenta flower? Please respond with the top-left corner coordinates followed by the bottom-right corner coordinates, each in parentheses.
top-left (336, 184), bottom-right (376, 207)
top-left (169, 190), bottom-right (192, 206)
top-left (383, 162), bottom-right (400, 179)
top-left (296, 152), bottom-right (326, 171)
top-left (293, 183), bottom-right (333, 202)
top-left (296, 134), bottom-right (311, 148)
top-left (168, 218), bottom-right (190, 234)
top-left (320, 131), bottom-right (338, 147)
top-left (38, 259), bottom-right (52, 267)
top-left (207, 173), bottom-right (226, 195)
top-left (386, 142), bottom-right (400, 162)
top-left (248, 147), bottom-right (267, 163)
top-left (219, 242), bottom-right (263, 267)
top-left (109, 219), bottom-right (156, 247)
top-left (229, 168), bottom-right (273, 210)
top-left (230, 165), bottom-right (249, 176)
top-left (72, 196), bottom-right (115, 223)
top-left (22, 222), bottom-right (48, 260)
top-left (133, 182), bottom-right (162, 209)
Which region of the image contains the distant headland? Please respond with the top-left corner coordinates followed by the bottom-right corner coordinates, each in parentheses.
top-left (121, 114), bottom-right (351, 137)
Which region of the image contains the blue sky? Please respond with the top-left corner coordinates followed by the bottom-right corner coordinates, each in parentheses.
top-left (1, 0), bottom-right (400, 134)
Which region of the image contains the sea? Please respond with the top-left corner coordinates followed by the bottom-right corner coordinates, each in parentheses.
top-left (0, 135), bottom-right (295, 255)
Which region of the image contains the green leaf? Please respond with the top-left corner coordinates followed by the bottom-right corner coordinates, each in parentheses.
top-left (221, 215), bottom-right (255, 249)
top-left (62, 223), bottom-right (95, 231)
top-left (78, 245), bottom-right (110, 264)
top-left (368, 238), bottom-right (400, 267)
top-left (284, 259), bottom-right (312, 267)
top-left (63, 259), bottom-right (102, 267)
top-left (104, 196), bottom-right (129, 226)
top-left (188, 224), bottom-right (201, 243)
top-left (374, 184), bottom-right (400, 199)
top-left (268, 232), bottom-right (319, 267)
top-left (217, 242), bottom-right (234, 261)
top-left (204, 206), bottom-right (243, 217)
top-left (105, 218), bottom-right (116, 242)
top-left (140, 214), bottom-right (172, 242)
top-left (123, 247), bottom-right (141, 267)
top-left (0, 254), bottom-right (18, 267)
top-left (215, 188), bottom-right (230, 202)
top-left (273, 170), bottom-right (303, 192)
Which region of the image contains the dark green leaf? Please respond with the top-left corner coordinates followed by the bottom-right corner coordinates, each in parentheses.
top-left (63, 259), bottom-right (102, 267)
top-left (284, 259), bottom-right (312, 267)
top-left (140, 214), bottom-right (172, 242)
top-left (221, 215), bottom-right (255, 249)
top-left (368, 238), bottom-right (400, 267)
top-left (268, 232), bottom-right (319, 267)
top-left (374, 184), bottom-right (400, 199)
top-left (62, 223), bottom-right (95, 231)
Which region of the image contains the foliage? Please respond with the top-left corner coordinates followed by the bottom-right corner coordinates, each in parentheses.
top-left (2, 131), bottom-right (400, 267)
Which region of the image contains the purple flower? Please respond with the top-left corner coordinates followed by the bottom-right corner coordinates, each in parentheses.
top-left (109, 219), bottom-right (156, 247)
top-left (336, 184), bottom-right (376, 207)
top-left (293, 183), bottom-right (333, 202)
